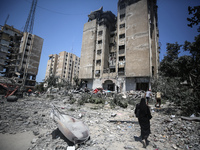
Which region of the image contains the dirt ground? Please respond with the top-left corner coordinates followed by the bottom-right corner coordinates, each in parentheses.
top-left (0, 95), bottom-right (199, 150)
top-left (0, 131), bottom-right (34, 150)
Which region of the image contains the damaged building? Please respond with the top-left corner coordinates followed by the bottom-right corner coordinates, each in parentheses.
top-left (45, 51), bottom-right (80, 86)
top-left (0, 24), bottom-right (43, 90)
top-left (79, 0), bottom-right (159, 92)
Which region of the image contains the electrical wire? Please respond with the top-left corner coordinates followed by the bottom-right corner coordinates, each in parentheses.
top-left (25, 0), bottom-right (88, 16)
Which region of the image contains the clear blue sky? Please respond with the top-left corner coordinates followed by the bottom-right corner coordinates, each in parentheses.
top-left (0, 0), bottom-right (199, 82)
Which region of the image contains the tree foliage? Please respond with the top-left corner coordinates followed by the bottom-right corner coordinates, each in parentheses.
top-left (159, 42), bottom-right (181, 77)
top-left (44, 75), bottom-right (58, 89)
top-left (73, 76), bottom-right (79, 87)
top-left (157, 35), bottom-right (200, 116)
top-left (35, 82), bottom-right (45, 92)
top-left (187, 6), bottom-right (200, 32)
top-left (183, 35), bottom-right (200, 90)
top-left (154, 6), bottom-right (200, 116)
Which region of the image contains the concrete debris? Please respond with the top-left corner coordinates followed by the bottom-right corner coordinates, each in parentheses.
top-left (6, 95), bottom-right (18, 102)
top-left (0, 91), bottom-right (199, 150)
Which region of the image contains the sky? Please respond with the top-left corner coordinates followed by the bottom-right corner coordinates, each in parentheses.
top-left (0, 0), bottom-right (199, 82)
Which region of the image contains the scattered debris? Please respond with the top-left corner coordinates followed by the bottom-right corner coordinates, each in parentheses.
top-left (0, 90), bottom-right (199, 150)
top-left (181, 116), bottom-right (200, 122)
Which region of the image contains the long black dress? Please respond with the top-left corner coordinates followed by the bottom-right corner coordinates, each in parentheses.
top-left (135, 98), bottom-right (152, 140)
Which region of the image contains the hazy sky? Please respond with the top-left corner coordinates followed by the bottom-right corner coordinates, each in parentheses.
top-left (0, 0), bottom-right (199, 82)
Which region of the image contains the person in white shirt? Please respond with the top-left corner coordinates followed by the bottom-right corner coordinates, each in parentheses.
top-left (145, 89), bottom-right (152, 105)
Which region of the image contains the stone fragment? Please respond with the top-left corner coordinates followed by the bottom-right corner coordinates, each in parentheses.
top-left (31, 138), bottom-right (37, 144)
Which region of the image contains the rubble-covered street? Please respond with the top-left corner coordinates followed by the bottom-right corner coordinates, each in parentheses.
top-left (0, 92), bottom-right (199, 150)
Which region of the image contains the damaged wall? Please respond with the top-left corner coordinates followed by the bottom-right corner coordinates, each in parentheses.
top-left (79, 0), bottom-right (159, 92)
top-left (0, 24), bottom-right (43, 89)
top-left (79, 20), bottom-right (97, 79)
top-left (120, 0), bottom-right (150, 77)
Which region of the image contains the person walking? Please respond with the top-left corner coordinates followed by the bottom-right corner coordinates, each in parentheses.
top-left (145, 89), bottom-right (152, 105)
top-left (135, 98), bottom-right (152, 148)
top-left (155, 91), bottom-right (161, 107)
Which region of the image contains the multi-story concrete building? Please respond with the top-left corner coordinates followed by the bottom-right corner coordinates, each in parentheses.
top-left (0, 24), bottom-right (43, 90)
top-left (45, 54), bottom-right (58, 79)
top-left (45, 51), bottom-right (80, 86)
top-left (79, 0), bottom-right (159, 92)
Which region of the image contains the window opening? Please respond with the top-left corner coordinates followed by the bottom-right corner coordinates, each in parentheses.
top-left (98, 40), bottom-right (102, 44)
top-left (120, 23), bottom-right (125, 28)
top-left (98, 31), bottom-right (103, 35)
top-left (119, 34), bottom-right (125, 39)
top-left (96, 60), bottom-right (101, 66)
top-left (120, 14), bottom-right (125, 19)
top-left (97, 49), bottom-right (102, 55)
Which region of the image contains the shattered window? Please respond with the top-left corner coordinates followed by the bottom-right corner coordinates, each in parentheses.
top-left (96, 60), bottom-right (101, 66)
top-left (120, 14), bottom-right (125, 19)
top-left (110, 68), bottom-right (116, 73)
top-left (119, 34), bottom-right (125, 39)
top-left (119, 45), bottom-right (125, 54)
top-left (120, 4), bottom-right (125, 9)
top-left (119, 56), bottom-right (125, 61)
top-left (118, 68), bottom-right (125, 73)
top-left (98, 40), bottom-right (102, 44)
top-left (119, 45), bottom-right (125, 50)
top-left (95, 70), bottom-right (100, 76)
top-left (120, 23), bottom-right (125, 28)
top-left (98, 31), bottom-right (103, 36)
top-left (97, 49), bottom-right (102, 55)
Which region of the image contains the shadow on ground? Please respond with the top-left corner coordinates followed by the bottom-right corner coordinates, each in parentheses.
top-left (51, 128), bottom-right (74, 146)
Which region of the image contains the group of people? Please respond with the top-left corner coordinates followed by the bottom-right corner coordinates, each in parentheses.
top-left (144, 89), bottom-right (162, 107)
top-left (134, 89), bottom-right (162, 148)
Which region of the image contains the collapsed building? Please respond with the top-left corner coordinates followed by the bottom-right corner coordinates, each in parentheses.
top-left (45, 51), bottom-right (80, 86)
top-left (0, 24), bottom-right (43, 91)
top-left (79, 0), bottom-right (159, 92)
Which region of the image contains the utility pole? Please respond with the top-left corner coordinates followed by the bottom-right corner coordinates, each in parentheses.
top-left (4, 14), bottom-right (9, 25)
top-left (23, 0), bottom-right (38, 33)
top-left (21, 0), bottom-right (38, 88)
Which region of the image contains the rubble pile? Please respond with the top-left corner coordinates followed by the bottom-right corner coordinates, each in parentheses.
top-left (0, 97), bottom-right (52, 134)
top-left (0, 93), bottom-right (199, 150)
top-left (0, 76), bottom-right (13, 84)
top-left (150, 112), bottom-right (200, 150)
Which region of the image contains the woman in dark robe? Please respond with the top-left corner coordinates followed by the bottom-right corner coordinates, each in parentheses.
top-left (135, 98), bottom-right (152, 147)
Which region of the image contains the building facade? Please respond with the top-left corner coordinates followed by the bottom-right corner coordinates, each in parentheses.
top-left (45, 51), bottom-right (80, 86)
top-left (0, 24), bottom-right (43, 90)
top-left (79, 0), bottom-right (159, 92)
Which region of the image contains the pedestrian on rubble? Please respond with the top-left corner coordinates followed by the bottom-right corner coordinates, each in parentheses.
top-left (145, 89), bottom-right (152, 105)
top-left (155, 91), bottom-right (161, 107)
top-left (28, 89), bottom-right (32, 96)
top-left (135, 98), bottom-right (152, 148)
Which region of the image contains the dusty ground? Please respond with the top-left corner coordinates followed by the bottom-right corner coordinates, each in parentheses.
top-left (0, 94), bottom-right (199, 150)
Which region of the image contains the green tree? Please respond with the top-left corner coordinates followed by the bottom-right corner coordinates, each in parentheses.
top-left (183, 34), bottom-right (200, 90)
top-left (35, 82), bottom-right (45, 92)
top-left (73, 76), bottom-right (79, 86)
top-left (159, 42), bottom-right (181, 77)
top-left (177, 55), bottom-right (193, 82)
top-left (44, 75), bottom-right (58, 89)
top-left (187, 6), bottom-right (200, 32)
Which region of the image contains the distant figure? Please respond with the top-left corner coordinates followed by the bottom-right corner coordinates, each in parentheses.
top-left (145, 89), bottom-right (152, 105)
top-left (155, 91), bottom-right (161, 107)
top-left (135, 98), bottom-right (152, 148)
top-left (27, 89), bottom-right (32, 96)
